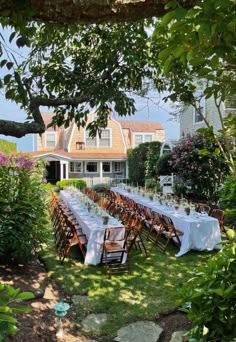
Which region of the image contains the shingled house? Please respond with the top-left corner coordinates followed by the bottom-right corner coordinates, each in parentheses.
top-left (30, 112), bottom-right (165, 185)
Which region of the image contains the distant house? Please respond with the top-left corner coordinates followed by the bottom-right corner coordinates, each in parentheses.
top-left (29, 113), bottom-right (165, 185)
top-left (180, 96), bottom-right (236, 137)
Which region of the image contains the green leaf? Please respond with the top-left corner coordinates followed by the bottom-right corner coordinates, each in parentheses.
top-left (163, 58), bottom-right (173, 75)
top-left (6, 62), bottom-right (14, 70)
top-left (158, 48), bottom-right (172, 61)
top-left (3, 74), bottom-right (11, 84)
top-left (15, 292), bottom-right (34, 301)
top-left (164, 1), bottom-right (177, 10)
top-left (0, 307), bottom-right (12, 313)
top-left (12, 305), bottom-right (32, 313)
top-left (161, 11), bottom-right (176, 26)
top-left (0, 314), bottom-right (17, 323)
top-left (0, 59), bottom-right (7, 68)
top-left (173, 46), bottom-right (185, 58)
top-left (211, 288), bottom-right (224, 296)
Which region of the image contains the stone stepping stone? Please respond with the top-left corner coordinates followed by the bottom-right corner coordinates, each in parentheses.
top-left (169, 331), bottom-right (186, 342)
top-left (81, 313), bottom-right (108, 332)
top-left (114, 321), bottom-right (163, 342)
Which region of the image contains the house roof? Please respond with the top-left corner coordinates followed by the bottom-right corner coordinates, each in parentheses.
top-left (28, 150), bottom-right (127, 161)
top-left (117, 120), bottom-right (163, 132)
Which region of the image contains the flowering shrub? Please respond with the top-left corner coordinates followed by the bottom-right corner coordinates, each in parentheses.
top-left (170, 133), bottom-right (228, 201)
top-left (0, 153), bottom-right (49, 263)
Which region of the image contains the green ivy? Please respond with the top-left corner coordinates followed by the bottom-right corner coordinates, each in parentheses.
top-left (128, 141), bottom-right (161, 185)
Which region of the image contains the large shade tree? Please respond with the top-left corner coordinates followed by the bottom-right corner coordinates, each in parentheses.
top-left (0, 0), bottom-right (235, 175)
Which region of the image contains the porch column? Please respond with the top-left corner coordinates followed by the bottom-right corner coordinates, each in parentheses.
top-left (99, 161), bottom-right (103, 182)
top-left (60, 160), bottom-right (64, 181)
top-left (125, 161), bottom-right (129, 179)
top-left (65, 161), bottom-right (69, 180)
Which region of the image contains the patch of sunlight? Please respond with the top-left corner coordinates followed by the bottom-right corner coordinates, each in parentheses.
top-left (119, 289), bottom-right (145, 305)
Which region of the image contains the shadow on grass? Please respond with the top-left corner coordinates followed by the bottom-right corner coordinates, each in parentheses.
top-left (40, 237), bottom-right (216, 341)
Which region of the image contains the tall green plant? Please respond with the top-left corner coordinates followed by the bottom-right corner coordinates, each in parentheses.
top-left (0, 153), bottom-right (49, 263)
top-left (177, 230), bottom-right (236, 341)
top-left (0, 283), bottom-right (34, 341)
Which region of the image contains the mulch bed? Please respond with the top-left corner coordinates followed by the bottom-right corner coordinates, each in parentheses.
top-left (0, 258), bottom-right (191, 342)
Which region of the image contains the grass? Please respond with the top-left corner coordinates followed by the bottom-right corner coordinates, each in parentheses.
top-left (40, 231), bottom-right (216, 341)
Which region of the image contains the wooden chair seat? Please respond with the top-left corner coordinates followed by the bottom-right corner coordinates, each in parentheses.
top-left (104, 241), bottom-right (126, 252)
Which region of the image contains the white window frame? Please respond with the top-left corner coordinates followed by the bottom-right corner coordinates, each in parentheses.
top-left (102, 161), bottom-right (112, 173)
top-left (133, 133), bottom-right (153, 147)
top-left (193, 96), bottom-right (206, 125)
top-left (45, 132), bottom-right (57, 148)
top-left (85, 161), bottom-right (98, 173)
top-left (84, 128), bottom-right (112, 148)
top-left (114, 162), bottom-right (122, 173)
top-left (69, 161), bottom-right (82, 173)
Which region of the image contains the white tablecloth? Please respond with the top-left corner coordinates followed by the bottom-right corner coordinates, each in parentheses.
top-left (60, 190), bottom-right (126, 265)
top-left (111, 187), bottom-right (221, 256)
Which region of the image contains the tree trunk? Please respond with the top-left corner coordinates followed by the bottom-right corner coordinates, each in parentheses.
top-left (2, 0), bottom-right (197, 24)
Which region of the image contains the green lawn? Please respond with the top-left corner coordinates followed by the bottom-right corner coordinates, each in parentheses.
top-left (40, 236), bottom-right (216, 341)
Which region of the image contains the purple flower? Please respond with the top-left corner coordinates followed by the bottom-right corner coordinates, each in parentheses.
top-left (0, 152), bottom-right (10, 166)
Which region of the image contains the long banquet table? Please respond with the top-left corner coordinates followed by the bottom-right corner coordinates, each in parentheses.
top-left (60, 190), bottom-right (126, 265)
top-left (111, 187), bottom-right (221, 256)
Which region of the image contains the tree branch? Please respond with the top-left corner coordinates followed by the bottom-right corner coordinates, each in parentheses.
top-left (1, 0), bottom-right (197, 24)
top-left (0, 119), bottom-right (45, 138)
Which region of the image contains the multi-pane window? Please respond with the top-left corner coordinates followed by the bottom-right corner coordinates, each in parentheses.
top-left (99, 129), bottom-right (111, 147)
top-left (103, 162), bottom-right (111, 173)
top-left (70, 162), bottom-right (82, 173)
top-left (134, 134), bottom-right (153, 147)
top-left (85, 129), bottom-right (111, 147)
top-left (114, 162), bottom-right (121, 172)
top-left (194, 97), bottom-right (205, 123)
top-left (85, 130), bottom-right (97, 147)
top-left (86, 162), bottom-right (98, 173)
top-left (46, 133), bottom-right (57, 148)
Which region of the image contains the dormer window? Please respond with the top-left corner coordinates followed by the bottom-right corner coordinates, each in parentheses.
top-left (76, 142), bottom-right (85, 150)
top-left (134, 133), bottom-right (153, 147)
top-left (45, 132), bottom-right (57, 148)
top-left (85, 128), bottom-right (112, 148)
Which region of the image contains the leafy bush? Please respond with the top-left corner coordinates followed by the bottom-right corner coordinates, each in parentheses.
top-left (0, 154), bottom-right (49, 263)
top-left (224, 209), bottom-right (236, 229)
top-left (0, 282), bottom-right (34, 341)
top-left (171, 133), bottom-right (228, 202)
top-left (92, 183), bottom-right (111, 193)
top-left (178, 230), bottom-right (236, 341)
top-left (56, 179), bottom-right (86, 190)
top-left (219, 175), bottom-right (236, 209)
top-left (145, 178), bottom-right (160, 192)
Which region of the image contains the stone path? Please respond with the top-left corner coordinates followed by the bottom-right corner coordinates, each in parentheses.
top-left (114, 321), bottom-right (163, 342)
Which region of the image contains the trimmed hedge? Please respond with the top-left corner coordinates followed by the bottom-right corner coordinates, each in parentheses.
top-left (56, 179), bottom-right (86, 189)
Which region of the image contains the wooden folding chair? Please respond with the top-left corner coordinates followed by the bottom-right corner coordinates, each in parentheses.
top-left (153, 215), bottom-right (183, 253)
top-left (101, 226), bottom-right (129, 275)
top-left (127, 216), bottom-right (148, 257)
top-left (210, 209), bottom-right (225, 232)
